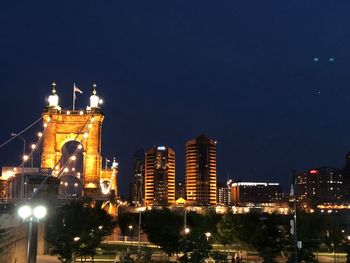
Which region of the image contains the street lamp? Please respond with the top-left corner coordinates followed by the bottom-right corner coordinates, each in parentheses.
top-left (128, 225), bottom-right (133, 241)
top-left (185, 228), bottom-right (190, 234)
top-left (136, 206), bottom-right (146, 257)
top-left (205, 232), bottom-right (211, 241)
top-left (18, 204), bottom-right (47, 263)
top-left (11, 133), bottom-right (26, 198)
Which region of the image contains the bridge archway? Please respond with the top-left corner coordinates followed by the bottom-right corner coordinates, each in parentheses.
top-left (39, 84), bottom-right (117, 198)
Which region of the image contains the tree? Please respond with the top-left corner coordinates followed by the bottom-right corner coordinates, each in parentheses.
top-left (186, 209), bottom-right (221, 238)
top-left (250, 215), bottom-right (284, 263)
top-left (288, 211), bottom-right (324, 262)
top-left (46, 200), bottom-right (116, 263)
top-left (322, 215), bottom-right (344, 262)
top-left (179, 229), bottom-right (212, 263)
top-left (216, 210), bottom-right (236, 248)
top-left (117, 211), bottom-right (138, 238)
top-left (142, 208), bottom-right (182, 255)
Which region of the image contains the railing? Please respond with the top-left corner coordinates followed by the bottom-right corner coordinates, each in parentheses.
top-left (43, 108), bottom-right (102, 115)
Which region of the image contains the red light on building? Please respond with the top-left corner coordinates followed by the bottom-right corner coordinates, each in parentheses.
top-left (309, 169), bottom-right (318, 174)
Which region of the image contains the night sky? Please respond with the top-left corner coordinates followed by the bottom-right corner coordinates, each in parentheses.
top-left (1, 1), bottom-right (350, 196)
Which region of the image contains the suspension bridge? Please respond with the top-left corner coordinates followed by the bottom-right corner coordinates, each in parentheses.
top-left (0, 82), bottom-right (119, 215)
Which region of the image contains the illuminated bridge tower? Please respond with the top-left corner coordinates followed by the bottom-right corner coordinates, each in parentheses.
top-left (40, 83), bottom-right (117, 206)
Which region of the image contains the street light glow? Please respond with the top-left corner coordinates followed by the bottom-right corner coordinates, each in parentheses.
top-left (33, 205), bottom-right (47, 220)
top-left (18, 205), bottom-right (32, 220)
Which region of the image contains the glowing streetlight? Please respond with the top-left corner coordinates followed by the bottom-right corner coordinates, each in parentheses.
top-left (185, 228), bottom-right (190, 234)
top-left (205, 232), bottom-right (211, 241)
top-left (18, 204), bottom-right (47, 263)
top-left (18, 205), bottom-right (32, 220)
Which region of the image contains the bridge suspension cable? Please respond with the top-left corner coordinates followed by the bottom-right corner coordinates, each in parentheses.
top-left (0, 117), bottom-right (43, 148)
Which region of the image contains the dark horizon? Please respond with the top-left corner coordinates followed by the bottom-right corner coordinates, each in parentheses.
top-left (1, 1), bottom-right (350, 196)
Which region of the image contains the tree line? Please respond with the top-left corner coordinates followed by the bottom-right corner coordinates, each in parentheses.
top-left (45, 201), bottom-right (350, 263)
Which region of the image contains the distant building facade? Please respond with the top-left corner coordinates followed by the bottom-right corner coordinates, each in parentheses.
top-left (175, 181), bottom-right (186, 200)
top-left (230, 182), bottom-right (283, 205)
top-left (342, 152), bottom-right (350, 201)
top-left (217, 184), bottom-right (230, 206)
top-left (295, 167), bottom-right (343, 205)
top-left (130, 149), bottom-right (145, 206)
top-left (144, 146), bottom-right (175, 206)
top-left (185, 134), bottom-right (217, 206)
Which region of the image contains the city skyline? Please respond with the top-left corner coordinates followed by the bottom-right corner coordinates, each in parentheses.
top-left (2, 1), bottom-right (350, 196)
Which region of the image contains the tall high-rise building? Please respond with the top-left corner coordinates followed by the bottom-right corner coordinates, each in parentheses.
top-left (295, 167), bottom-right (343, 205)
top-left (144, 146), bottom-right (175, 206)
top-left (185, 134), bottom-right (217, 206)
top-left (130, 149), bottom-right (145, 206)
top-left (342, 152), bottom-right (350, 200)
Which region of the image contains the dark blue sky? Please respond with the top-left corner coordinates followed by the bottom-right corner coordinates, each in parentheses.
top-left (1, 1), bottom-right (350, 195)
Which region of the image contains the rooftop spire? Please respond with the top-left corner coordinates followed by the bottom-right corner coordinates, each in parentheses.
top-left (48, 81), bottom-right (60, 109)
top-left (52, 81), bottom-right (56, 94)
top-left (88, 83), bottom-right (100, 109)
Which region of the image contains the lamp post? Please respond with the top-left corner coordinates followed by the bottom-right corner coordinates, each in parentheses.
top-left (205, 232), bottom-right (211, 241)
top-left (128, 225), bottom-right (133, 242)
top-left (18, 204), bottom-right (47, 263)
top-left (11, 133), bottom-right (26, 198)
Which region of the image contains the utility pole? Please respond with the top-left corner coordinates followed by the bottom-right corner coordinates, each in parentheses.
top-left (290, 169), bottom-right (298, 263)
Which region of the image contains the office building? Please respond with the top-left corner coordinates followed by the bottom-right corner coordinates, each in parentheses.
top-left (295, 167), bottom-right (343, 205)
top-left (144, 146), bottom-right (175, 206)
top-left (185, 134), bottom-right (217, 206)
top-left (217, 183), bottom-right (230, 205)
top-left (230, 182), bottom-right (283, 205)
top-left (130, 149), bottom-right (145, 206)
top-left (342, 152), bottom-right (350, 200)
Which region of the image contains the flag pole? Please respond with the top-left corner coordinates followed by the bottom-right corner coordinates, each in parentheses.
top-left (73, 83), bottom-right (75, 110)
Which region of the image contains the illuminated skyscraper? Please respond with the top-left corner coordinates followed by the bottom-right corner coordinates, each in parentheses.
top-left (185, 134), bottom-right (217, 206)
top-left (144, 146), bottom-right (175, 206)
top-left (131, 149), bottom-right (145, 206)
top-left (295, 167), bottom-right (343, 205)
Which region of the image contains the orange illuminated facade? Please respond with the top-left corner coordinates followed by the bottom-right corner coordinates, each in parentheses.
top-left (185, 135), bottom-right (217, 206)
top-left (144, 146), bottom-right (175, 206)
top-left (40, 84), bottom-right (117, 199)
